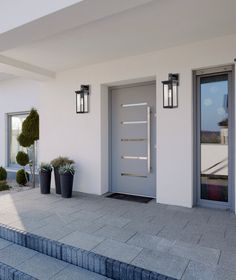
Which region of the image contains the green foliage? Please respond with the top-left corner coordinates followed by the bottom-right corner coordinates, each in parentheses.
top-left (59, 164), bottom-right (75, 176)
top-left (51, 157), bottom-right (74, 169)
top-left (17, 108), bottom-right (39, 147)
top-left (17, 133), bottom-right (34, 147)
top-left (16, 169), bottom-right (29, 186)
top-left (16, 151), bottom-right (29, 166)
top-left (39, 163), bottom-right (52, 173)
top-left (22, 108), bottom-right (39, 142)
top-left (0, 167), bottom-right (7, 181)
top-left (0, 181), bottom-right (10, 191)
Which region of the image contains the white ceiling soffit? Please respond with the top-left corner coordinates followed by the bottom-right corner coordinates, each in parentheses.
top-left (3, 0), bottom-right (236, 72)
top-left (0, 0), bottom-right (84, 34)
top-left (0, 55), bottom-right (55, 81)
top-left (0, 0), bottom-right (154, 52)
top-left (0, 72), bottom-right (17, 81)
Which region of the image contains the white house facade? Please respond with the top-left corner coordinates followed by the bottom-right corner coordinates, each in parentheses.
top-left (1, 0), bottom-right (236, 211)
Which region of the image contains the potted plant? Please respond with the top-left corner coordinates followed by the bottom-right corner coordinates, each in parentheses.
top-left (51, 157), bottom-right (74, 194)
top-left (39, 163), bottom-right (52, 194)
top-left (59, 164), bottom-right (75, 198)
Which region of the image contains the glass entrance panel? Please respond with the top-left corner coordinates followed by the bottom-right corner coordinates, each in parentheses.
top-left (200, 74), bottom-right (229, 202)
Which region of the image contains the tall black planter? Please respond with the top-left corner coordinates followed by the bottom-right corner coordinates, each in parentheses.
top-left (40, 171), bottom-right (51, 194)
top-left (60, 173), bottom-right (74, 198)
top-left (54, 168), bottom-right (61, 194)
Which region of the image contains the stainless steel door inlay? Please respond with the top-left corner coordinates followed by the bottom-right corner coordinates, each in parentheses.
top-left (122, 156), bottom-right (147, 160)
top-left (121, 102), bottom-right (148, 107)
top-left (121, 121), bottom-right (147, 125)
top-left (121, 138), bottom-right (147, 142)
top-left (121, 173), bottom-right (147, 178)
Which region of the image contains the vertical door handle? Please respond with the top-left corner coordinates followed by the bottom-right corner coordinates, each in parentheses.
top-left (147, 106), bottom-right (151, 173)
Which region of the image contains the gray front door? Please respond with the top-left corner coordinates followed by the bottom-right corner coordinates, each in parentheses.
top-left (111, 82), bottom-right (156, 197)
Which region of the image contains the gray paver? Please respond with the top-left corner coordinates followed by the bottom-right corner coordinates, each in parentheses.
top-left (0, 238), bottom-right (11, 249)
top-left (123, 221), bottom-right (164, 235)
top-left (70, 210), bottom-right (104, 222)
top-left (59, 231), bottom-right (105, 251)
top-left (51, 264), bottom-right (109, 280)
top-left (214, 267), bottom-right (236, 280)
top-left (181, 261), bottom-right (215, 280)
top-left (127, 233), bottom-right (173, 252)
top-left (131, 248), bottom-right (189, 280)
top-left (157, 226), bottom-right (202, 245)
top-left (94, 215), bottom-right (130, 228)
top-left (94, 225), bottom-right (136, 242)
top-left (168, 241), bottom-right (220, 266)
top-left (16, 253), bottom-right (67, 279)
top-left (0, 244), bottom-right (38, 266)
top-left (31, 223), bottom-right (75, 240)
top-left (68, 219), bottom-right (104, 234)
top-left (199, 233), bottom-right (236, 254)
top-left (218, 251), bottom-right (236, 272)
top-left (92, 239), bottom-right (142, 263)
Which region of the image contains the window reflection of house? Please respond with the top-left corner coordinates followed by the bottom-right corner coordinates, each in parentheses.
top-left (218, 118), bottom-right (228, 144)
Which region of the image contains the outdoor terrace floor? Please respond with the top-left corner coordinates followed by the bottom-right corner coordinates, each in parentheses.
top-left (0, 188), bottom-right (236, 279)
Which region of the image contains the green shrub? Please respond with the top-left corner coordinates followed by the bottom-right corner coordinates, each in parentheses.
top-left (51, 157), bottom-right (74, 168)
top-left (16, 169), bottom-right (29, 186)
top-left (0, 167), bottom-right (7, 181)
top-left (16, 151), bottom-right (29, 166)
top-left (0, 181), bottom-right (10, 191)
top-left (17, 109), bottom-right (39, 147)
top-left (17, 133), bottom-right (34, 147)
top-left (22, 108), bottom-right (39, 142)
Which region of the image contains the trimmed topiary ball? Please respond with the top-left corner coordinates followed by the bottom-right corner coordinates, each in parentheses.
top-left (16, 151), bottom-right (29, 166)
top-left (16, 169), bottom-right (29, 186)
top-left (0, 167), bottom-right (7, 181)
top-left (17, 133), bottom-right (34, 147)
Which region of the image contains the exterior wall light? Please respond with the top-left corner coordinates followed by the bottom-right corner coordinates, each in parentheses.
top-left (75, 85), bottom-right (90, 113)
top-left (162, 73), bottom-right (179, 108)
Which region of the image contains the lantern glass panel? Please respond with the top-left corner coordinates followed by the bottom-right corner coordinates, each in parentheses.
top-left (163, 83), bottom-right (170, 108)
top-left (76, 93), bottom-right (81, 113)
top-left (172, 82), bottom-right (178, 107)
top-left (84, 93), bottom-right (89, 113)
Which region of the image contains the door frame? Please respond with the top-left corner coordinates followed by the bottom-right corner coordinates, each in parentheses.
top-left (108, 80), bottom-right (156, 197)
top-left (193, 65), bottom-right (235, 210)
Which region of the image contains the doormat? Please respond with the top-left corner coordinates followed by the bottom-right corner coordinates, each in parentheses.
top-left (106, 193), bottom-right (153, 203)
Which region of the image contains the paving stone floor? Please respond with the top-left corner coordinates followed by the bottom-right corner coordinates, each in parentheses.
top-left (0, 238), bottom-right (110, 280)
top-left (0, 188), bottom-right (236, 279)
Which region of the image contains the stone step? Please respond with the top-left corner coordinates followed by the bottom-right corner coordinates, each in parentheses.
top-left (0, 238), bottom-right (109, 280)
top-left (0, 259), bottom-right (37, 280)
top-left (0, 223), bottom-right (176, 280)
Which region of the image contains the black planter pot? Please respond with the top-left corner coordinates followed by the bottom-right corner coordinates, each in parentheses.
top-left (60, 173), bottom-right (74, 198)
top-left (39, 171), bottom-right (51, 194)
top-left (54, 168), bottom-right (61, 194)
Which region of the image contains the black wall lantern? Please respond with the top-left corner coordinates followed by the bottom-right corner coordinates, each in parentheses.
top-left (162, 73), bottom-right (179, 108)
top-left (75, 85), bottom-right (90, 113)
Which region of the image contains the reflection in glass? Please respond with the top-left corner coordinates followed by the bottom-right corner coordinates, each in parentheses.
top-left (10, 115), bottom-right (27, 165)
top-left (200, 74), bottom-right (228, 202)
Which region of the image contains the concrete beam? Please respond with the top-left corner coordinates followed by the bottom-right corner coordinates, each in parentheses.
top-left (0, 55), bottom-right (55, 80)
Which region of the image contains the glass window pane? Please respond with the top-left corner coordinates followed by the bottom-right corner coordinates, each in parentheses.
top-left (200, 74), bottom-right (228, 202)
top-left (9, 114), bottom-right (27, 165)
